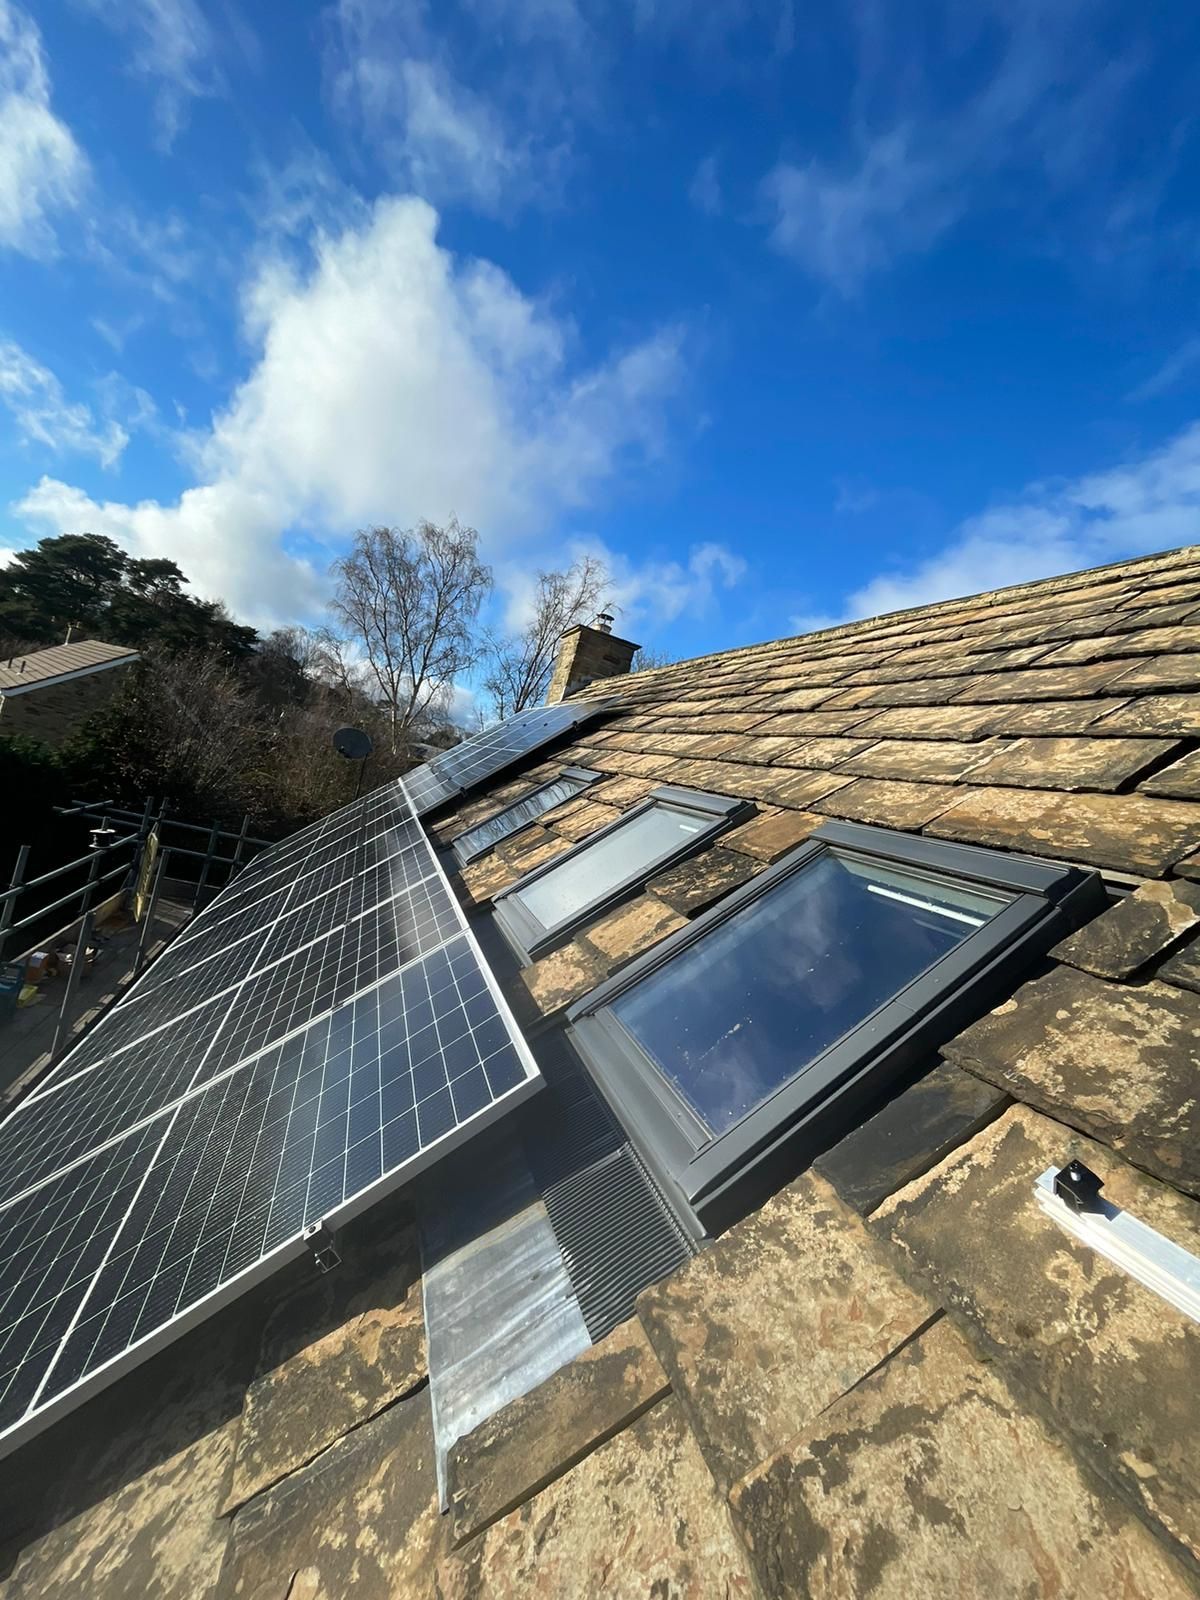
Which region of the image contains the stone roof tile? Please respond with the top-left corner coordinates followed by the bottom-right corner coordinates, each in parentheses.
top-left (1051, 880), bottom-right (1200, 980)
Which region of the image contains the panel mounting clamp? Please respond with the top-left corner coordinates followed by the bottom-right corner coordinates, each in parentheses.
top-left (303, 1221), bottom-right (342, 1273)
top-left (1034, 1165), bottom-right (1200, 1326)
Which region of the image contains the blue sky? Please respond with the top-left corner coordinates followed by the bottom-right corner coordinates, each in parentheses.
top-left (2, 0), bottom-right (1200, 667)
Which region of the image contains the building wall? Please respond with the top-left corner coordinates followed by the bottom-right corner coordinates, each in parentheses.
top-left (0, 666), bottom-right (134, 749)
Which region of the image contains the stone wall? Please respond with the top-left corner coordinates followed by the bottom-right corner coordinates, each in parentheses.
top-left (0, 665), bottom-right (135, 748)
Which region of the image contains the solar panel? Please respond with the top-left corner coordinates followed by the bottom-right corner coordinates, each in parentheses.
top-left (401, 700), bottom-right (611, 816)
top-left (0, 778), bottom-right (540, 1455)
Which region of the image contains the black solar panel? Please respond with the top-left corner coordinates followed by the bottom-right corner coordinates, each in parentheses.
top-left (401, 701), bottom-right (610, 815)
top-left (0, 778), bottom-right (539, 1456)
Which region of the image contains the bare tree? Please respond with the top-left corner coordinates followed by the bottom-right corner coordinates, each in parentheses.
top-left (631, 645), bottom-right (675, 672)
top-left (330, 519), bottom-right (492, 752)
top-left (483, 555), bottom-right (609, 718)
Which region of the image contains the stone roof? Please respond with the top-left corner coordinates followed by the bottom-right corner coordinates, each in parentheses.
top-left (0, 638), bottom-right (139, 694)
top-left (5, 545), bottom-right (1200, 1599)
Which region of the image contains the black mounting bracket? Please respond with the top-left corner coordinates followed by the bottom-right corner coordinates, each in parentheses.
top-left (1053, 1160), bottom-right (1105, 1214)
top-left (303, 1220), bottom-right (342, 1273)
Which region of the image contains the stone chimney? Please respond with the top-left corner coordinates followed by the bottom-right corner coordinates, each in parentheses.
top-left (546, 614), bottom-right (640, 703)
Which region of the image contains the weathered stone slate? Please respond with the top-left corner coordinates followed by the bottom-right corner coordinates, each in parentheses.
top-left (496, 828), bottom-right (568, 873)
top-left (951, 658), bottom-right (1136, 701)
top-left (1050, 880), bottom-right (1200, 979)
top-left (763, 768), bottom-right (854, 807)
top-left (942, 965), bottom-right (1200, 1193)
top-left (1157, 933), bottom-right (1200, 993)
top-left (966, 734), bottom-right (1178, 791)
top-left (1089, 692), bottom-right (1200, 737)
top-left (649, 844), bottom-right (759, 915)
top-left (1141, 748), bottom-right (1200, 799)
top-left (3, 1317), bottom-right (250, 1600)
top-left (1110, 652), bottom-right (1200, 693)
top-left (729, 1316), bottom-right (1197, 1600)
top-left (789, 734), bottom-right (876, 765)
top-left (840, 738), bottom-right (999, 783)
top-left (815, 777), bottom-right (965, 829)
top-left (875, 1107), bottom-right (1200, 1571)
top-left (447, 1317), bottom-right (670, 1545)
top-left (458, 852), bottom-right (521, 904)
top-left (858, 678), bottom-right (977, 708)
top-left (518, 940), bottom-right (609, 1017)
top-left (436, 1400), bottom-right (756, 1600)
top-left (813, 1059), bottom-right (1009, 1215)
top-left (223, 1225), bottom-right (425, 1514)
top-left (975, 697), bottom-right (1129, 735)
top-left (543, 799), bottom-right (623, 840)
top-left (848, 703), bottom-right (1012, 741)
top-left (926, 786), bottom-right (1200, 875)
top-left (581, 892), bottom-right (686, 963)
top-left (720, 806), bottom-right (824, 861)
top-left (220, 1388), bottom-right (443, 1600)
top-left (1041, 627), bottom-right (1200, 665)
top-left (587, 775), bottom-right (655, 808)
top-left (636, 1172), bottom-right (933, 1493)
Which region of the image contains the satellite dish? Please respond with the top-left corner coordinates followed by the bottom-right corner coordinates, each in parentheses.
top-left (333, 727), bottom-right (373, 761)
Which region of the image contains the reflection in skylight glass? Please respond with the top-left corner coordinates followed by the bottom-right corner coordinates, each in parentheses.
top-left (514, 803), bottom-right (707, 932)
top-left (610, 852), bottom-right (1009, 1137)
top-left (455, 774), bottom-right (589, 862)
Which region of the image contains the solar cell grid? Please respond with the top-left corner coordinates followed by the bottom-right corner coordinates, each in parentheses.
top-left (0, 1120), bottom-right (166, 1430)
top-left (0, 722), bottom-right (550, 1458)
top-left (0, 992), bottom-right (238, 1207)
top-left (400, 701), bottom-right (608, 816)
top-left (36, 934), bottom-right (533, 1405)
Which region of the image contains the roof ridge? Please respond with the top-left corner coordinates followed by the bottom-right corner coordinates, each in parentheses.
top-left (603, 541), bottom-right (1200, 689)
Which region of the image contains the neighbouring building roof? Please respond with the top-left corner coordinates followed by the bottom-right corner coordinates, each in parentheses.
top-left (0, 639), bottom-right (139, 695)
top-left (3, 544), bottom-right (1200, 1599)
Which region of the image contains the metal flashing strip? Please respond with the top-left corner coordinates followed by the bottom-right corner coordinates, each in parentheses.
top-left (1034, 1166), bottom-right (1200, 1325)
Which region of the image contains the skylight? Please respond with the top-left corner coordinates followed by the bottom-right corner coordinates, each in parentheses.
top-left (567, 821), bottom-right (1105, 1231)
top-left (492, 786), bottom-right (751, 961)
top-left (452, 768), bottom-right (601, 865)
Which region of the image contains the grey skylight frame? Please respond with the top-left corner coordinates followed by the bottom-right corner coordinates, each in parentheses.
top-left (451, 767), bottom-right (603, 867)
top-left (566, 820), bottom-right (1106, 1233)
top-left (491, 785), bottom-right (753, 963)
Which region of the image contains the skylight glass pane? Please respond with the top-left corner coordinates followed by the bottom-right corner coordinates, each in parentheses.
top-left (515, 803), bottom-right (706, 932)
top-left (610, 851), bottom-right (1010, 1137)
top-left (456, 775), bottom-right (587, 861)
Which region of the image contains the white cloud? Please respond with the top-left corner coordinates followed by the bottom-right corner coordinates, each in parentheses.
top-left (594, 538), bottom-right (747, 630)
top-left (761, 2), bottom-right (1145, 292)
top-left (77, 0), bottom-right (223, 148)
top-left (0, 0), bottom-right (86, 255)
top-left (0, 340), bottom-right (129, 466)
top-left (13, 196), bottom-right (685, 627)
top-left (810, 421), bottom-right (1200, 624)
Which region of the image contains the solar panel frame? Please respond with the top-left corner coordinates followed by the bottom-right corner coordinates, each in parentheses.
top-left (401, 700), bottom-right (611, 815)
top-left (0, 777), bottom-right (542, 1459)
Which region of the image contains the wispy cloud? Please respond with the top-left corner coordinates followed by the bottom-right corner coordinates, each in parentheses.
top-left (802, 421), bottom-right (1200, 625)
top-left (689, 153), bottom-right (722, 216)
top-left (326, 0), bottom-right (570, 215)
top-left (0, 0), bottom-right (86, 256)
top-left (77, 0), bottom-right (229, 149)
top-left (1128, 337), bottom-right (1200, 403)
top-left (761, 0), bottom-right (1151, 293)
top-left (0, 339), bottom-right (132, 466)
